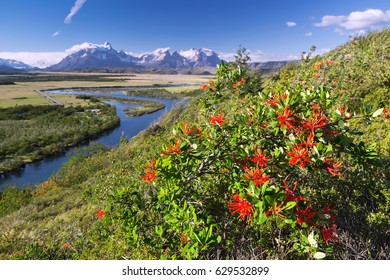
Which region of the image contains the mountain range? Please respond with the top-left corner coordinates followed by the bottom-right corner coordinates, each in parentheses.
top-left (46, 42), bottom-right (222, 71)
top-left (0, 42), bottom-right (291, 72)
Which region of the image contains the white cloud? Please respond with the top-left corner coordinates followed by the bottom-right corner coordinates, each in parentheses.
top-left (341, 9), bottom-right (390, 30)
top-left (64, 0), bottom-right (87, 24)
top-left (315, 15), bottom-right (346, 27)
top-left (219, 50), bottom-right (299, 63)
top-left (52, 31), bottom-right (61, 37)
top-left (315, 9), bottom-right (390, 32)
top-left (305, 32), bottom-right (313, 36)
top-left (286, 21), bottom-right (297, 27)
top-left (0, 52), bottom-right (67, 68)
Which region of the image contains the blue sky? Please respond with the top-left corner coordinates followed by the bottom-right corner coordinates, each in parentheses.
top-left (0, 0), bottom-right (389, 66)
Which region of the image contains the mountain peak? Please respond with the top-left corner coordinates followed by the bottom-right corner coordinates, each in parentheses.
top-left (153, 47), bottom-right (170, 55)
top-left (66, 42), bottom-right (114, 55)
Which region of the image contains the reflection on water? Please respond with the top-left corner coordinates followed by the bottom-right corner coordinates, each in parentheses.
top-left (0, 88), bottom-right (180, 189)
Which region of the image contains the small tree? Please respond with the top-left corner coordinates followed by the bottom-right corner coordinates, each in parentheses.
top-left (234, 45), bottom-right (251, 69)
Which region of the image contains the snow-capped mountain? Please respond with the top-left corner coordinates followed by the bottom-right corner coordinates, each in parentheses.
top-left (47, 42), bottom-right (221, 71)
top-left (179, 48), bottom-right (221, 68)
top-left (137, 48), bottom-right (191, 69)
top-left (47, 42), bottom-right (138, 71)
top-left (0, 58), bottom-right (31, 69)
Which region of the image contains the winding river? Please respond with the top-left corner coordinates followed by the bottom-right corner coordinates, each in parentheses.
top-left (0, 87), bottom-right (182, 189)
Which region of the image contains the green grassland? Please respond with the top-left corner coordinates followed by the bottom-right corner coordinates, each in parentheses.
top-left (0, 30), bottom-right (389, 260)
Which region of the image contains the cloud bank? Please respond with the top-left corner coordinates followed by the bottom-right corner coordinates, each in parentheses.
top-left (64, 0), bottom-right (87, 24)
top-left (315, 9), bottom-right (390, 32)
top-left (0, 52), bottom-right (67, 68)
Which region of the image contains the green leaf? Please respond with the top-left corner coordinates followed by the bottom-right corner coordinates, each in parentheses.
top-left (372, 108), bottom-right (384, 118)
top-left (285, 201), bottom-right (297, 210)
top-left (314, 252), bottom-right (326, 259)
top-left (261, 181), bottom-right (269, 196)
top-left (258, 212), bottom-right (267, 224)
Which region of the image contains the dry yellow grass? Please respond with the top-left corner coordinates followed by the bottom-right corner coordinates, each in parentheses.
top-left (0, 73), bottom-right (212, 107)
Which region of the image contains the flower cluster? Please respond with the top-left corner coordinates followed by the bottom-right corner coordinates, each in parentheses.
top-left (141, 158), bottom-right (157, 182)
top-left (227, 193), bottom-right (253, 223)
top-left (209, 113), bottom-right (227, 126)
top-left (96, 209), bottom-right (107, 219)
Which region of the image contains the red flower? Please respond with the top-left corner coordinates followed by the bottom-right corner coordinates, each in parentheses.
top-left (266, 97), bottom-right (278, 107)
top-left (313, 73), bottom-right (320, 79)
top-left (161, 139), bottom-right (182, 155)
top-left (247, 146), bottom-right (269, 167)
top-left (302, 132), bottom-right (316, 148)
top-left (288, 145), bottom-right (310, 168)
top-left (320, 224), bottom-right (339, 244)
top-left (324, 159), bottom-right (343, 177)
top-left (383, 108), bottom-right (390, 120)
top-left (210, 113), bottom-right (227, 126)
top-left (96, 209), bottom-right (106, 219)
top-left (266, 202), bottom-right (287, 219)
top-left (181, 122), bottom-right (200, 135)
top-left (284, 180), bottom-right (305, 202)
top-left (314, 61), bottom-right (323, 70)
top-left (245, 168), bottom-right (269, 186)
top-left (141, 158), bottom-right (157, 182)
top-left (302, 106), bottom-right (328, 131)
top-left (141, 171), bottom-right (157, 182)
top-left (63, 242), bottom-right (70, 249)
top-left (228, 193), bottom-right (253, 223)
top-left (201, 84), bottom-right (207, 90)
top-left (295, 204), bottom-right (316, 227)
top-left (277, 107), bottom-right (295, 129)
top-left (323, 203), bottom-right (338, 221)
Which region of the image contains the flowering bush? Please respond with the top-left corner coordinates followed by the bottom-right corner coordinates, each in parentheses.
top-left (135, 58), bottom-right (389, 259)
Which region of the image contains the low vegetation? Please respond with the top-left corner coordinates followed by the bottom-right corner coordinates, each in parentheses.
top-left (0, 104), bottom-right (119, 174)
top-left (0, 30), bottom-right (388, 260)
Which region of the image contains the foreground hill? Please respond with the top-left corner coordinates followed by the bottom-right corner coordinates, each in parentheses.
top-left (0, 30), bottom-right (388, 260)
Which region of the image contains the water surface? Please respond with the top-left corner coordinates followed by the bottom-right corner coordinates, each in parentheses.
top-left (0, 88), bottom-right (180, 189)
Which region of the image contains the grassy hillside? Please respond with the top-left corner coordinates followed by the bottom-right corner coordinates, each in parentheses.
top-left (266, 29), bottom-right (390, 156)
top-left (0, 30), bottom-right (389, 260)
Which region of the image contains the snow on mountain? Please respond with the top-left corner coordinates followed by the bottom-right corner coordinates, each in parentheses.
top-left (48, 42), bottom-right (138, 71)
top-left (66, 42), bottom-right (113, 55)
top-left (0, 58), bottom-right (31, 69)
top-left (179, 48), bottom-right (221, 67)
top-left (180, 48), bottom-right (215, 61)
